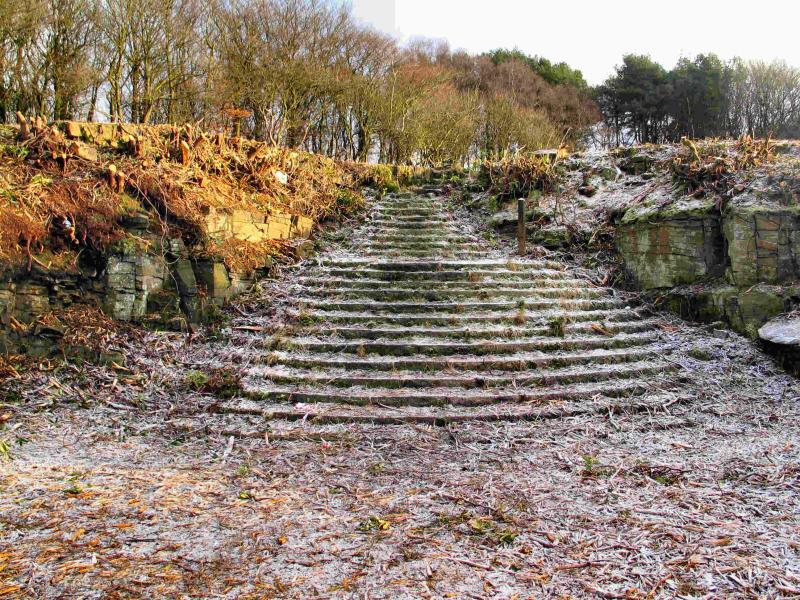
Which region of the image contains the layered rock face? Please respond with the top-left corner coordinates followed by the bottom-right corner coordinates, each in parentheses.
top-left (616, 198), bottom-right (725, 289)
top-left (616, 175), bottom-right (800, 338)
top-left (0, 121), bottom-right (323, 339)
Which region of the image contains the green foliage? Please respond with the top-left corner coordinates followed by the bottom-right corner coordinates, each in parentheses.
top-left (669, 54), bottom-right (727, 139)
top-left (596, 53), bottom-right (800, 143)
top-left (384, 181), bottom-right (400, 194)
top-left (296, 311), bottom-right (322, 326)
top-left (488, 48), bottom-right (588, 89)
top-left (0, 438), bottom-right (11, 461)
top-left (360, 164), bottom-right (397, 191)
top-left (184, 370), bottom-right (211, 390)
top-left (548, 316), bottom-right (567, 337)
top-left (581, 454), bottom-right (612, 477)
top-left (335, 189), bottom-right (365, 216)
top-left (357, 516), bottom-right (391, 532)
top-left (0, 144), bottom-right (28, 159)
top-left (595, 54), bottom-right (670, 144)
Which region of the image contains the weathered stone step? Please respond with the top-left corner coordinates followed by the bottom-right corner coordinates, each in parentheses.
top-left (241, 378), bottom-right (659, 407)
top-left (361, 241), bottom-right (485, 250)
top-left (249, 360), bottom-right (674, 389)
top-left (366, 226), bottom-right (454, 234)
top-left (269, 331), bottom-right (658, 356)
top-left (371, 209), bottom-right (444, 218)
top-left (297, 297), bottom-right (627, 313)
top-left (357, 245), bottom-right (486, 251)
top-left (262, 346), bottom-right (663, 371)
top-left (373, 203), bottom-right (440, 210)
top-left (366, 235), bottom-right (482, 244)
top-left (358, 243), bottom-right (486, 251)
top-left (371, 222), bottom-right (459, 236)
top-left (292, 307), bottom-right (643, 326)
top-left (317, 258), bottom-right (565, 270)
top-left (368, 217), bottom-right (450, 225)
top-left (299, 286), bottom-right (605, 301)
top-left (300, 320), bottom-right (656, 340)
top-left (212, 393), bottom-right (683, 424)
top-left (369, 208), bottom-right (440, 215)
top-left (375, 200), bottom-right (437, 207)
top-left (295, 277), bottom-right (591, 290)
top-left (314, 268), bottom-right (571, 282)
top-left (358, 250), bottom-right (491, 259)
top-left (358, 245), bottom-right (486, 252)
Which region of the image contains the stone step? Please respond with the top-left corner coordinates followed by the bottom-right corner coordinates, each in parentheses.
top-left (212, 393), bottom-right (682, 424)
top-left (248, 360), bottom-right (674, 389)
top-left (262, 346), bottom-right (664, 371)
top-left (360, 241), bottom-right (485, 250)
top-left (357, 245), bottom-right (487, 252)
top-left (268, 331), bottom-right (658, 356)
top-left (298, 286), bottom-right (606, 301)
top-left (371, 209), bottom-right (443, 217)
top-left (357, 250), bottom-right (491, 259)
top-left (294, 277), bottom-right (592, 290)
top-left (366, 235), bottom-right (482, 244)
top-left (241, 378), bottom-right (661, 407)
top-left (375, 200), bottom-right (437, 207)
top-left (296, 297), bottom-right (628, 313)
top-left (368, 218), bottom-right (451, 225)
top-left (291, 307), bottom-right (643, 326)
top-left (355, 245), bottom-right (486, 252)
top-left (310, 269), bottom-right (573, 281)
top-left (366, 226), bottom-right (454, 234)
top-left (298, 320), bottom-right (656, 340)
top-left (209, 193), bottom-right (682, 424)
top-left (318, 258), bottom-right (563, 269)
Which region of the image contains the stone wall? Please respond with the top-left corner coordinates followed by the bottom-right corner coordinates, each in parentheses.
top-left (204, 207), bottom-right (313, 242)
top-left (0, 203), bottom-right (302, 335)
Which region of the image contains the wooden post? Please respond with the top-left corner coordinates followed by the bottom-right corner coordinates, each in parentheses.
top-left (16, 112), bottom-right (30, 139)
top-left (517, 197), bottom-right (526, 255)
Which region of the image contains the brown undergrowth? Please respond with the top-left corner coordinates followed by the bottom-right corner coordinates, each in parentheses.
top-left (669, 136), bottom-right (776, 201)
top-left (0, 121), bottom-right (384, 274)
top-left (477, 151), bottom-right (567, 200)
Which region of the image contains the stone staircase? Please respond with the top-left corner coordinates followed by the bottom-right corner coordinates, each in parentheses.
top-left (220, 192), bottom-right (681, 424)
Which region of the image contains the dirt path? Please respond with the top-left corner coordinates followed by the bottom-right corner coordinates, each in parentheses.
top-left (1, 192), bottom-right (799, 599)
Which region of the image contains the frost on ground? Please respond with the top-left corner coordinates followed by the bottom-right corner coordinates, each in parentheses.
top-left (2, 209), bottom-right (800, 599)
top-left (2, 310), bottom-right (799, 598)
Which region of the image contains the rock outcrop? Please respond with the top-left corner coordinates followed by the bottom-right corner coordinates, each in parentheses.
top-left (611, 152), bottom-right (800, 341)
top-left (759, 317), bottom-right (800, 374)
top-left (617, 197), bottom-right (725, 288)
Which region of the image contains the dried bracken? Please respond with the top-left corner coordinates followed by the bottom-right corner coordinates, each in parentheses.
top-left (478, 152), bottom-right (564, 200)
top-left (669, 136), bottom-right (775, 201)
top-left (0, 122), bottom-right (367, 273)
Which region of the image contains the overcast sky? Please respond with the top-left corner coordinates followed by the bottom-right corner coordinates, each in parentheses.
top-left (350, 0), bottom-right (800, 85)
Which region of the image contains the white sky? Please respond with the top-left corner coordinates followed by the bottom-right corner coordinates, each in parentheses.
top-left (350, 0), bottom-right (800, 85)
